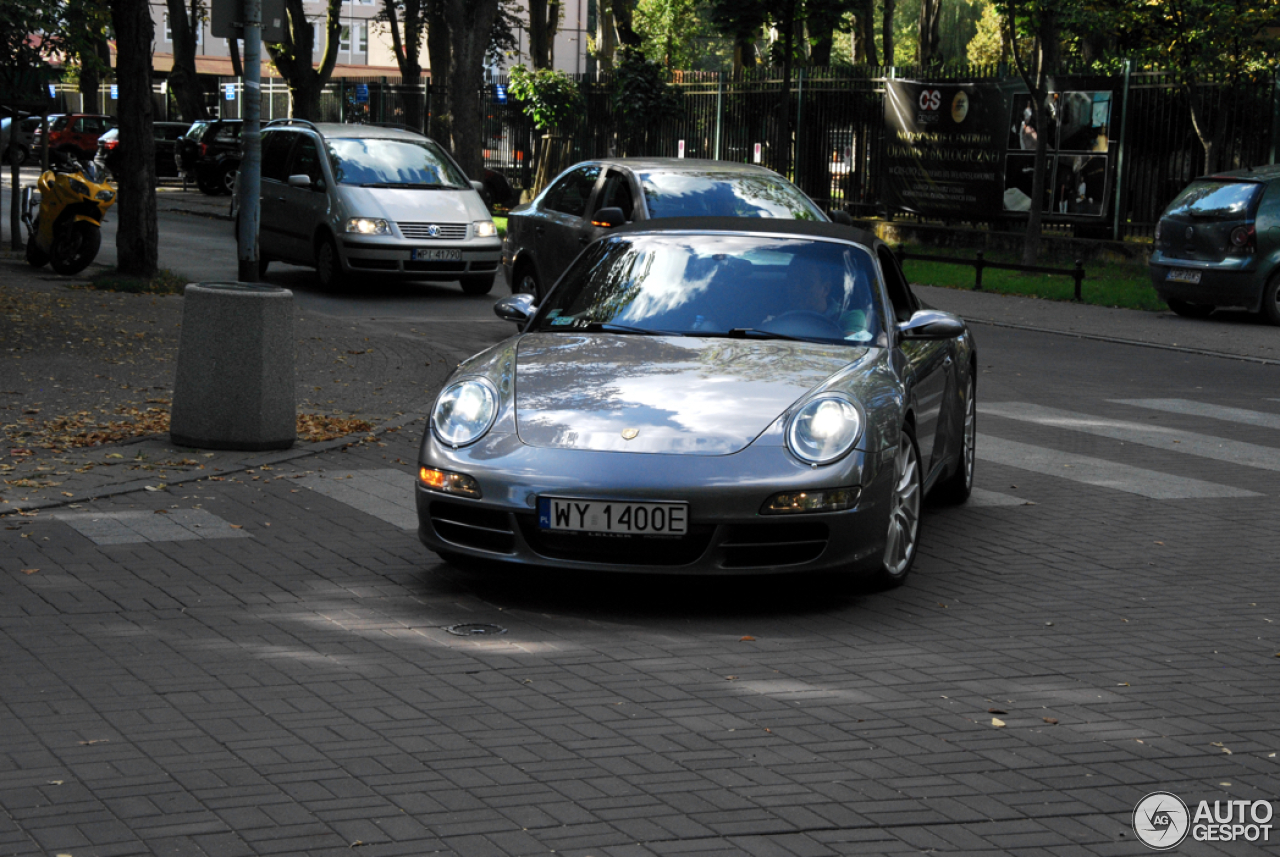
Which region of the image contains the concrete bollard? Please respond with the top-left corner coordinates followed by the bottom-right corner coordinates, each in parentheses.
top-left (170, 282), bottom-right (296, 450)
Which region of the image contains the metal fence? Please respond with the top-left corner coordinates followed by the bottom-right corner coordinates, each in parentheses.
top-left (52, 64), bottom-right (1280, 240)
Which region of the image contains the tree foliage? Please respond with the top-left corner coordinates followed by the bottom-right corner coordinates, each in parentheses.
top-left (611, 49), bottom-right (682, 154)
top-left (508, 65), bottom-right (585, 132)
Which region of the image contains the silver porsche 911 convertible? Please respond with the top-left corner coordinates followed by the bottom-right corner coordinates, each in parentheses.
top-left (416, 218), bottom-right (976, 587)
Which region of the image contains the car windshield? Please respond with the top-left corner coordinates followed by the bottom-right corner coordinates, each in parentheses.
top-left (531, 233), bottom-right (887, 346)
top-left (184, 122), bottom-right (209, 140)
top-left (325, 137), bottom-right (469, 188)
top-left (639, 171), bottom-right (824, 220)
top-left (1165, 180), bottom-right (1262, 218)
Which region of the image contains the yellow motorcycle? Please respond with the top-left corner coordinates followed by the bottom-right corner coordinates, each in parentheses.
top-left (22, 153), bottom-right (116, 275)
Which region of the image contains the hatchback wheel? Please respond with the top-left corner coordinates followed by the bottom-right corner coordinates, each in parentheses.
top-left (875, 425), bottom-right (922, 588)
top-left (514, 264), bottom-right (541, 301)
top-left (1167, 298), bottom-right (1215, 319)
top-left (218, 164), bottom-right (238, 195)
top-left (1262, 273), bottom-right (1280, 326)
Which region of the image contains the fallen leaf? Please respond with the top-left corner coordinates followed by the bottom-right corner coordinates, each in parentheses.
top-left (1154, 541), bottom-right (1164, 545)
top-left (48, 780), bottom-right (63, 785)
top-left (740, 635), bottom-right (756, 642)
top-left (230, 524), bottom-right (243, 529)
top-left (78, 739), bottom-right (108, 745)
top-left (106, 453), bottom-right (124, 459)
top-left (1117, 682), bottom-right (1130, 686)
top-left (725, 676), bottom-right (738, 680)
top-left (991, 718), bottom-right (1006, 728)
top-left (21, 568), bottom-right (39, 575)
top-left (154, 509), bottom-right (168, 515)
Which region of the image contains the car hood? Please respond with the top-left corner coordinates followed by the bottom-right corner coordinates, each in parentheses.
top-left (336, 186), bottom-right (488, 224)
top-left (514, 333), bottom-right (861, 454)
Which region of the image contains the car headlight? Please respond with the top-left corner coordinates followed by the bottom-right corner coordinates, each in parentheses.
top-left (473, 220), bottom-right (498, 238)
top-left (432, 379), bottom-right (499, 447)
top-left (786, 396), bottom-right (863, 465)
top-left (345, 217), bottom-right (389, 235)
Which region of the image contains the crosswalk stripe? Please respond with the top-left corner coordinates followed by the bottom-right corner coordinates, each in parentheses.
top-left (1113, 398), bottom-right (1280, 431)
top-left (297, 469), bottom-right (418, 529)
top-left (975, 434), bottom-right (1260, 499)
top-left (981, 402), bottom-right (1280, 473)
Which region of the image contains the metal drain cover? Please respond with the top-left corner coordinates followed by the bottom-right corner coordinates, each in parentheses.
top-left (445, 623), bottom-right (507, 637)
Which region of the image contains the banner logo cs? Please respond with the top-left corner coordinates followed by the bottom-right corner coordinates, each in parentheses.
top-left (918, 89), bottom-right (943, 111)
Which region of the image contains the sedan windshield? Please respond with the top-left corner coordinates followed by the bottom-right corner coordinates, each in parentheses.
top-left (531, 234), bottom-right (887, 346)
top-left (326, 137), bottom-right (469, 188)
top-left (640, 171), bottom-right (825, 220)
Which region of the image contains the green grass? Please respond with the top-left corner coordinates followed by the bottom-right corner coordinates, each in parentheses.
top-left (900, 245), bottom-right (1164, 311)
top-left (78, 268), bottom-right (189, 295)
top-left (492, 215), bottom-right (507, 239)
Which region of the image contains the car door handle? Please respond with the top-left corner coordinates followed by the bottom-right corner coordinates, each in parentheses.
top-left (534, 225), bottom-right (546, 235)
top-left (578, 235), bottom-right (590, 245)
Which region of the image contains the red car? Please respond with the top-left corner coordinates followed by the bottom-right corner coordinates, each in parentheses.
top-left (33, 113), bottom-right (116, 160)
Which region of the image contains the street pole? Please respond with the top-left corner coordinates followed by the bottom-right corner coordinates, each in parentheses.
top-left (236, 0), bottom-right (262, 283)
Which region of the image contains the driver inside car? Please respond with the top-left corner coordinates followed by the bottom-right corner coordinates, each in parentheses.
top-left (783, 252), bottom-right (879, 343)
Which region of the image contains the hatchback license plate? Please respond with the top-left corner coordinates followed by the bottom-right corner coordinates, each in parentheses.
top-left (538, 497), bottom-right (689, 536)
top-left (1166, 268), bottom-right (1202, 284)
top-left (411, 248), bottom-right (462, 261)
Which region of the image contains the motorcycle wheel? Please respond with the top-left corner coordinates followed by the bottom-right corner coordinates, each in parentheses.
top-left (25, 237), bottom-right (49, 268)
top-left (50, 222), bottom-right (101, 276)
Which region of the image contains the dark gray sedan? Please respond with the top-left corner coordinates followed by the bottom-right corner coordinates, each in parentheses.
top-left (417, 219), bottom-right (976, 587)
top-left (503, 158), bottom-right (828, 300)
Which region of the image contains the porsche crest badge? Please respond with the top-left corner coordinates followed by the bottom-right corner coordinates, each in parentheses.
top-left (621, 428), bottom-right (640, 440)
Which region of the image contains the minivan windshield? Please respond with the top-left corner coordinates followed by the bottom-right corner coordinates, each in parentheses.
top-left (1165, 180), bottom-right (1262, 218)
top-left (326, 137), bottom-right (469, 189)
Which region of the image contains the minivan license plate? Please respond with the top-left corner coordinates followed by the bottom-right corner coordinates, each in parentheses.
top-left (411, 248), bottom-right (462, 261)
top-left (1166, 269), bottom-right (1202, 284)
top-left (538, 497), bottom-right (688, 536)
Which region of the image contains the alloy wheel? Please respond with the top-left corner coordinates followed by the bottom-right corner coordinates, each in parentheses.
top-left (883, 432), bottom-right (921, 579)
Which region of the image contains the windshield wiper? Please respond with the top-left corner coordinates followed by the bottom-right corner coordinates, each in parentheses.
top-left (721, 327), bottom-right (814, 343)
top-left (359, 182), bottom-right (456, 189)
top-left (565, 321), bottom-right (664, 335)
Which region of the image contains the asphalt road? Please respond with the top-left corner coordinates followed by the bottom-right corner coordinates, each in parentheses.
top-left (2, 192), bottom-right (1278, 856)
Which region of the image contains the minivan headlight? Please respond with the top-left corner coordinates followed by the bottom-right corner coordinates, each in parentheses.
top-left (345, 217), bottom-right (389, 235)
top-left (432, 379), bottom-right (499, 447)
top-left (474, 220), bottom-right (498, 238)
top-left (787, 396), bottom-right (863, 465)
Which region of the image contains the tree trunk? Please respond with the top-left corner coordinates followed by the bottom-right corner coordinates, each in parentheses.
top-left (166, 0), bottom-right (209, 122)
top-left (918, 0), bottom-right (942, 65)
top-left (882, 0), bottom-right (896, 66)
top-left (427, 6), bottom-right (453, 144)
top-left (1187, 90), bottom-right (1226, 174)
top-left (441, 0), bottom-right (501, 177)
top-left (528, 0), bottom-right (562, 69)
top-left (111, 0), bottom-right (159, 277)
top-left (1023, 93), bottom-right (1048, 265)
top-left (266, 0), bottom-right (342, 120)
top-left (610, 0), bottom-right (643, 50)
top-left (595, 5), bottom-right (616, 74)
top-left (380, 0), bottom-right (425, 130)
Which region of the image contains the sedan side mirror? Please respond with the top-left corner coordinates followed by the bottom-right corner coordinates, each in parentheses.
top-left (494, 293), bottom-right (536, 325)
top-left (591, 206), bottom-right (626, 228)
top-left (897, 309), bottom-right (967, 340)
top-left (829, 210), bottom-right (854, 226)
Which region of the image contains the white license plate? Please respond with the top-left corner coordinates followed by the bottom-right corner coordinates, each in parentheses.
top-left (538, 497), bottom-right (689, 536)
top-left (411, 248), bottom-right (462, 261)
top-left (1166, 269), bottom-right (1202, 284)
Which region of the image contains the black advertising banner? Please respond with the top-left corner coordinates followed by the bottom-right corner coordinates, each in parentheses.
top-left (883, 80), bottom-right (1006, 216)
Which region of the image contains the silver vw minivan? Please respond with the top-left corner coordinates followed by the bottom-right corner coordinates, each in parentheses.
top-left (251, 120), bottom-right (501, 294)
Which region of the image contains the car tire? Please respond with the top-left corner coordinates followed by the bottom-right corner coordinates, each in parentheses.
top-left (872, 423), bottom-right (923, 589)
top-left (196, 172), bottom-right (220, 195)
top-left (931, 371), bottom-right (976, 506)
top-left (258, 257), bottom-right (270, 278)
top-left (1166, 298), bottom-right (1215, 319)
top-left (1261, 272), bottom-right (1280, 326)
top-left (5, 146), bottom-right (28, 167)
top-left (460, 273), bottom-right (496, 296)
top-left (513, 263), bottom-right (541, 300)
top-left (315, 234), bottom-right (347, 290)
top-left (25, 236), bottom-right (48, 268)
top-left (218, 163), bottom-right (238, 195)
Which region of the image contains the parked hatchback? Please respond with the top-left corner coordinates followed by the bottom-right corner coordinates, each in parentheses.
top-left (247, 119), bottom-right (501, 294)
top-left (1150, 165), bottom-right (1280, 325)
top-left (175, 119), bottom-right (242, 195)
top-left (95, 121), bottom-right (190, 180)
top-left (504, 158), bottom-right (828, 299)
top-left (34, 113), bottom-right (113, 160)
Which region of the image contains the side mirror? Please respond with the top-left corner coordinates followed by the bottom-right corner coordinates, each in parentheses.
top-left (494, 293), bottom-right (536, 325)
top-left (591, 206), bottom-right (626, 228)
top-left (287, 174), bottom-right (313, 189)
top-left (829, 210), bottom-right (853, 226)
top-left (470, 179), bottom-right (486, 195)
top-left (897, 309), bottom-right (967, 340)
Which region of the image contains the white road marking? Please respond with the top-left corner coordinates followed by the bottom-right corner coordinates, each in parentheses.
top-left (967, 488), bottom-right (1033, 507)
top-left (981, 402), bottom-right (1280, 473)
top-left (975, 434), bottom-right (1259, 499)
top-left (1114, 398), bottom-right (1280, 431)
top-left (297, 469), bottom-right (417, 529)
top-left (52, 509), bottom-right (252, 546)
